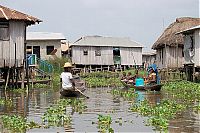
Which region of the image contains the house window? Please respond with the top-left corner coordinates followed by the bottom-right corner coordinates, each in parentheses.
top-left (83, 49), bottom-right (88, 55)
top-left (26, 46), bottom-right (32, 54)
top-left (0, 22), bottom-right (9, 40)
top-left (46, 46), bottom-right (54, 55)
top-left (95, 47), bottom-right (101, 56)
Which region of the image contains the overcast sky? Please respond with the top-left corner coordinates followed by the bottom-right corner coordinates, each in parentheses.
top-left (0, 0), bottom-right (199, 51)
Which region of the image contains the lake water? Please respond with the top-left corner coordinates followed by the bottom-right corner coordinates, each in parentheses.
top-left (0, 87), bottom-right (199, 133)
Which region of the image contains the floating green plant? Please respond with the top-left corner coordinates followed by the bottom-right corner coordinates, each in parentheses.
top-left (162, 81), bottom-right (200, 104)
top-left (111, 89), bottom-right (138, 100)
top-left (97, 114), bottom-right (114, 133)
top-left (130, 99), bottom-right (186, 131)
top-left (0, 98), bottom-right (13, 107)
top-left (84, 77), bottom-right (122, 87)
top-left (33, 83), bottom-right (49, 88)
top-left (42, 98), bottom-right (87, 127)
top-left (1, 115), bottom-right (40, 133)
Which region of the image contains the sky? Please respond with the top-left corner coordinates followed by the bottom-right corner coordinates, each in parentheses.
top-left (0, 0), bottom-right (199, 51)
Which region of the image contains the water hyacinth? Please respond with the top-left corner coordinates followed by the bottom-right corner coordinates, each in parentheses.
top-left (162, 81), bottom-right (200, 103)
top-left (1, 115), bottom-right (40, 133)
top-left (97, 114), bottom-right (114, 133)
top-left (111, 89), bottom-right (138, 100)
top-left (130, 99), bottom-right (186, 131)
top-left (42, 98), bottom-right (87, 127)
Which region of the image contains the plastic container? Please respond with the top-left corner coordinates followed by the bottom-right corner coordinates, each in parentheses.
top-left (135, 78), bottom-right (144, 86)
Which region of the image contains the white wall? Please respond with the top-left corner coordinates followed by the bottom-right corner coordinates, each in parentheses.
top-left (26, 40), bottom-right (62, 60)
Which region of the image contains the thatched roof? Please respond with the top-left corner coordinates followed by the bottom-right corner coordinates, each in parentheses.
top-left (0, 5), bottom-right (41, 25)
top-left (152, 17), bottom-right (200, 49)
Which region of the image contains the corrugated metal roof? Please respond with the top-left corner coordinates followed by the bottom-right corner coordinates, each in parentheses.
top-left (0, 5), bottom-right (41, 24)
top-left (27, 32), bottom-right (66, 40)
top-left (72, 36), bottom-right (143, 48)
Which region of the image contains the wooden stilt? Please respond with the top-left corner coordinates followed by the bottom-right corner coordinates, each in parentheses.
top-left (5, 68), bottom-right (10, 91)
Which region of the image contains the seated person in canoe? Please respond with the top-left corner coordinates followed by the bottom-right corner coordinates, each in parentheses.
top-left (60, 62), bottom-right (75, 91)
top-left (144, 64), bottom-right (160, 85)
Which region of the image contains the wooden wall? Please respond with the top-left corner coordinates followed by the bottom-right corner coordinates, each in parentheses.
top-left (120, 47), bottom-right (142, 65)
top-left (156, 46), bottom-right (184, 69)
top-left (184, 29), bottom-right (200, 67)
top-left (71, 46), bottom-right (114, 65)
top-left (194, 29), bottom-right (200, 67)
top-left (71, 46), bottom-right (142, 66)
top-left (142, 55), bottom-right (156, 66)
top-left (0, 21), bottom-right (25, 68)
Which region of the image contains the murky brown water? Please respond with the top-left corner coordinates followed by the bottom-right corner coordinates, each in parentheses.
top-left (0, 87), bottom-right (200, 133)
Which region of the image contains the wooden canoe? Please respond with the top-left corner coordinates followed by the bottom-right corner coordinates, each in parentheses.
top-left (60, 87), bottom-right (85, 97)
top-left (121, 80), bottom-right (162, 91)
top-left (133, 84), bottom-right (162, 91)
top-left (60, 77), bottom-right (86, 97)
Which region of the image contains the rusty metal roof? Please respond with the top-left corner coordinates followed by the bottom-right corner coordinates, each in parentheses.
top-left (0, 5), bottom-right (42, 25)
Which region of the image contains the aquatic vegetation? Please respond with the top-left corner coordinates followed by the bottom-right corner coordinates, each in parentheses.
top-left (111, 89), bottom-right (138, 100)
top-left (42, 98), bottom-right (87, 127)
top-left (33, 83), bottom-right (50, 88)
top-left (162, 81), bottom-right (200, 103)
top-left (84, 77), bottom-right (122, 87)
top-left (12, 88), bottom-right (27, 93)
top-left (1, 115), bottom-right (40, 133)
top-left (0, 98), bottom-right (13, 107)
top-left (130, 99), bottom-right (186, 131)
top-left (97, 114), bottom-right (114, 133)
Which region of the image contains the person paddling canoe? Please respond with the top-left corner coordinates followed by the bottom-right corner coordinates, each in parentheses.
top-left (60, 62), bottom-right (75, 91)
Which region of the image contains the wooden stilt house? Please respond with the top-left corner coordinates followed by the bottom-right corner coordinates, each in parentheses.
top-left (0, 5), bottom-right (41, 87)
top-left (152, 17), bottom-right (200, 69)
top-left (178, 25), bottom-right (200, 81)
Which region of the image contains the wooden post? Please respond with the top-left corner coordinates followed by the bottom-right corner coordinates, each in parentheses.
top-left (193, 66), bottom-right (195, 82)
top-left (5, 68), bottom-right (10, 91)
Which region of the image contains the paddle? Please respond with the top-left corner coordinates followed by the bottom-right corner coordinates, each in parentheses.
top-left (75, 87), bottom-right (89, 99)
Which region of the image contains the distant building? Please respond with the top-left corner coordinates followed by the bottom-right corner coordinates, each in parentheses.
top-left (26, 32), bottom-right (66, 60)
top-left (142, 51), bottom-right (156, 69)
top-left (0, 5), bottom-right (41, 68)
top-left (70, 36), bottom-right (143, 68)
top-left (178, 25), bottom-right (200, 81)
top-left (152, 17), bottom-right (200, 69)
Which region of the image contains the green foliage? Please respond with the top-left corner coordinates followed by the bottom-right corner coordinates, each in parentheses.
top-left (48, 57), bottom-right (70, 73)
top-left (111, 89), bottom-right (138, 100)
top-left (42, 98), bottom-right (87, 127)
top-left (97, 114), bottom-right (114, 133)
top-left (84, 77), bottom-right (122, 87)
top-left (0, 98), bottom-right (13, 107)
top-left (33, 83), bottom-right (49, 88)
top-left (1, 115), bottom-right (40, 133)
top-left (162, 81), bottom-right (200, 103)
top-left (130, 99), bottom-right (186, 131)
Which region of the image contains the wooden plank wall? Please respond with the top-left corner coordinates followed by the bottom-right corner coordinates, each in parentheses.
top-left (120, 47), bottom-right (142, 65)
top-left (71, 46), bottom-right (114, 65)
top-left (194, 29), bottom-right (200, 67)
top-left (0, 21), bottom-right (25, 68)
top-left (156, 46), bottom-right (184, 69)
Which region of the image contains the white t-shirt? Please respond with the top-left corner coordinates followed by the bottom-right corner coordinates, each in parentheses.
top-left (60, 72), bottom-right (73, 88)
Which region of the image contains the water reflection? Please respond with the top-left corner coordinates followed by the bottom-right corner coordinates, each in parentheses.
top-left (0, 87), bottom-right (199, 132)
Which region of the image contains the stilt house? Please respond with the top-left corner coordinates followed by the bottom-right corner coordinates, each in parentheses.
top-left (70, 36), bottom-right (143, 69)
top-left (178, 25), bottom-right (200, 81)
top-left (0, 5), bottom-right (41, 68)
top-left (152, 17), bottom-right (200, 69)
